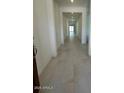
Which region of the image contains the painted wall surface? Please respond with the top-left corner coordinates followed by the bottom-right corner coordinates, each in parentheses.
top-left (67, 19), bottom-right (69, 37)
top-left (86, 2), bottom-right (91, 56)
top-left (63, 16), bottom-right (68, 39)
top-left (33, 0), bottom-right (52, 75)
top-left (81, 9), bottom-right (87, 44)
top-left (54, 1), bottom-right (61, 49)
top-left (46, 0), bottom-right (57, 57)
top-left (76, 21), bottom-right (79, 36)
top-left (86, 13), bottom-right (91, 55)
top-left (76, 15), bottom-right (82, 40)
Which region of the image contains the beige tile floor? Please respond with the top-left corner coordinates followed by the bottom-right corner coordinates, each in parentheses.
top-left (39, 33), bottom-right (91, 93)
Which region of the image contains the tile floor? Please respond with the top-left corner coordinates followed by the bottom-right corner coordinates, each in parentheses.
top-left (39, 34), bottom-right (91, 93)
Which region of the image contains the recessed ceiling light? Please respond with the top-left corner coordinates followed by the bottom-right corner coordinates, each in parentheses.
top-left (71, 0), bottom-right (74, 3)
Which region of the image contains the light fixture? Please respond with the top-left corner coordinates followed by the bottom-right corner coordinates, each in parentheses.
top-left (71, 0), bottom-right (74, 3)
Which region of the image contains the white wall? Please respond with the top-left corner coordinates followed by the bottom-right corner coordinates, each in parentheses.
top-left (33, 0), bottom-right (57, 75)
top-left (76, 21), bottom-right (79, 36)
top-left (67, 19), bottom-right (69, 37)
top-left (81, 9), bottom-right (87, 44)
top-left (86, 13), bottom-right (91, 56)
top-left (76, 15), bottom-right (82, 40)
top-left (63, 15), bottom-right (68, 39)
top-left (54, 1), bottom-right (61, 49)
top-left (46, 0), bottom-right (57, 57)
top-left (86, 2), bottom-right (91, 56)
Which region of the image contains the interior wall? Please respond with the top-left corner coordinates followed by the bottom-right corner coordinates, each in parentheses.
top-left (33, 0), bottom-right (52, 75)
top-left (67, 19), bottom-right (69, 37)
top-left (81, 9), bottom-right (87, 44)
top-left (86, 1), bottom-right (91, 56)
top-left (86, 12), bottom-right (91, 55)
top-left (74, 23), bottom-right (76, 34)
top-left (46, 0), bottom-right (57, 57)
top-left (63, 15), bottom-right (68, 39)
top-left (54, 1), bottom-right (61, 48)
top-left (76, 20), bottom-right (79, 37)
top-left (76, 15), bottom-right (82, 40)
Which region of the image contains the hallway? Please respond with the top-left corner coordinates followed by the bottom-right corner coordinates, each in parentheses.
top-left (33, 0), bottom-right (91, 93)
top-left (39, 33), bottom-right (91, 93)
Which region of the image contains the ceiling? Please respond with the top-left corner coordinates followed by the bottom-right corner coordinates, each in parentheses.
top-left (63, 13), bottom-right (81, 19)
top-left (63, 13), bottom-right (82, 25)
top-left (55, 0), bottom-right (89, 7)
top-left (54, 0), bottom-right (90, 25)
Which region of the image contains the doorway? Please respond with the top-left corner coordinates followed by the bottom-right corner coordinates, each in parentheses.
top-left (69, 25), bottom-right (75, 38)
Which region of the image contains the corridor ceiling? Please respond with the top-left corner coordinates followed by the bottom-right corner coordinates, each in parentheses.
top-left (63, 13), bottom-right (82, 25)
top-left (64, 13), bottom-right (81, 19)
top-left (55, 0), bottom-right (89, 7)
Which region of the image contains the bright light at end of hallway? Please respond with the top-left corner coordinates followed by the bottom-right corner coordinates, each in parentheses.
top-left (71, 0), bottom-right (74, 3)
